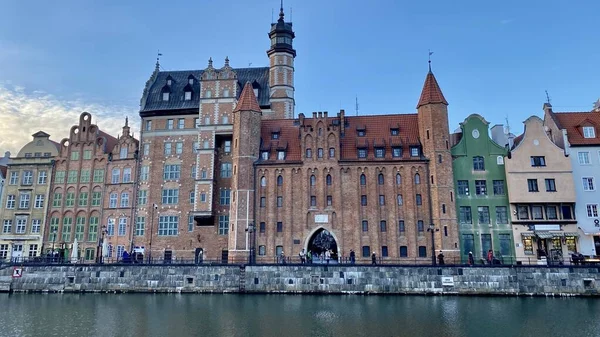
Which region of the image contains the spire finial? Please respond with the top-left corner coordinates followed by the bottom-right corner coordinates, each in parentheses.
top-left (125, 116), bottom-right (129, 127)
top-left (224, 56), bottom-right (229, 67)
top-left (278, 0), bottom-right (285, 21)
top-left (428, 50), bottom-right (434, 73)
top-left (155, 50), bottom-right (162, 71)
top-left (545, 90), bottom-right (551, 104)
top-left (208, 57), bottom-right (213, 68)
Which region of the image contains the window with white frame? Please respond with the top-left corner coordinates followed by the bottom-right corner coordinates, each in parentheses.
top-left (135, 217), bottom-right (145, 236)
top-left (0, 244), bottom-right (8, 259)
top-left (583, 126), bottom-right (596, 138)
top-left (189, 191), bottom-right (195, 204)
top-left (143, 144), bottom-right (150, 156)
top-left (111, 169), bottom-right (120, 184)
top-left (6, 195), bottom-right (15, 209)
top-left (164, 143), bottom-right (172, 155)
top-left (176, 142), bottom-right (183, 154)
top-left (109, 193), bottom-right (118, 208)
top-left (120, 193), bottom-right (129, 207)
top-left (2, 220), bottom-right (12, 233)
top-left (122, 168), bottom-right (132, 183)
top-left (158, 216), bottom-right (179, 236)
top-left (117, 245), bottom-right (125, 259)
top-left (162, 189), bottom-right (179, 204)
top-left (220, 163), bottom-right (232, 178)
top-left (184, 91), bottom-right (192, 101)
top-left (118, 218), bottom-right (127, 236)
top-left (28, 244), bottom-right (38, 257)
top-left (583, 177), bottom-right (595, 191)
top-left (34, 194), bottom-right (44, 208)
top-left (277, 151), bottom-right (285, 160)
top-left (107, 244), bottom-right (114, 257)
top-left (140, 166), bottom-right (149, 181)
top-left (178, 118), bottom-right (185, 129)
top-left (138, 190), bottom-right (147, 205)
top-left (587, 204), bottom-right (599, 218)
top-left (38, 170), bottom-right (47, 184)
top-left (107, 218), bottom-right (115, 236)
top-left (22, 171), bottom-right (33, 185)
top-left (120, 147), bottom-right (128, 159)
top-left (31, 219), bottom-right (41, 233)
top-left (167, 119), bottom-right (174, 129)
top-left (578, 151), bottom-right (591, 165)
top-left (19, 193), bottom-right (30, 209)
top-left (9, 171), bottom-right (18, 185)
top-left (16, 217), bottom-right (27, 234)
top-left (163, 164), bottom-right (181, 180)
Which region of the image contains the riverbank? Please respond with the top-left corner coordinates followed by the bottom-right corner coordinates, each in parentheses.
top-left (1, 264), bottom-right (599, 296)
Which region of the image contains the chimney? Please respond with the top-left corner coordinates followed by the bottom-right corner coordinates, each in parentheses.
top-left (298, 113), bottom-right (305, 125)
top-left (312, 112), bottom-right (317, 119)
top-left (339, 109), bottom-right (345, 136)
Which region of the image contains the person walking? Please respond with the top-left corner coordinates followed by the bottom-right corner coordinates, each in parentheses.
top-left (371, 252), bottom-right (377, 265)
top-left (437, 250), bottom-right (445, 265)
top-left (280, 251), bottom-right (286, 265)
top-left (325, 250), bottom-right (331, 265)
top-left (299, 249), bottom-right (306, 264)
top-left (468, 251), bottom-right (474, 266)
top-left (349, 250), bottom-right (356, 265)
top-left (307, 250), bottom-right (312, 264)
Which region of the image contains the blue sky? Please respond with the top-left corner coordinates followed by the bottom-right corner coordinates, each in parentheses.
top-left (0, 0), bottom-right (599, 153)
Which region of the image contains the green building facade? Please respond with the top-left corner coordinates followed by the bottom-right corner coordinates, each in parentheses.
top-left (451, 114), bottom-right (515, 263)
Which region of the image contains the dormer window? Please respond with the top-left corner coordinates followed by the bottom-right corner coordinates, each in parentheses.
top-left (583, 126), bottom-right (596, 138)
top-left (357, 148), bottom-right (367, 158)
top-left (390, 128), bottom-right (400, 136)
top-left (277, 151), bottom-right (286, 160)
top-left (357, 129), bottom-right (366, 137)
top-left (167, 79), bottom-right (172, 86)
top-left (392, 147), bottom-right (402, 158)
top-left (253, 88), bottom-right (259, 98)
top-left (184, 91), bottom-right (192, 101)
top-left (410, 146), bottom-right (420, 157)
top-left (188, 77), bottom-right (194, 85)
top-left (261, 151), bottom-right (269, 160)
top-left (205, 90), bottom-right (212, 98)
top-left (162, 92), bottom-right (170, 101)
top-left (375, 147), bottom-right (385, 158)
top-left (272, 132), bottom-right (280, 140)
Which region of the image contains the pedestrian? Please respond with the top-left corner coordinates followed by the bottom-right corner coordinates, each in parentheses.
top-left (468, 251), bottom-right (474, 266)
top-left (307, 250), bottom-right (312, 264)
top-left (299, 249), bottom-right (306, 264)
top-left (437, 250), bottom-right (445, 265)
top-left (280, 251), bottom-right (286, 265)
top-left (487, 249), bottom-right (493, 265)
top-left (350, 250), bottom-right (356, 265)
top-left (325, 250), bottom-right (331, 265)
top-left (371, 252), bottom-right (377, 265)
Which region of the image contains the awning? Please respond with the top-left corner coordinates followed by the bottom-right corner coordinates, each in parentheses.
top-left (535, 231), bottom-right (554, 239)
top-left (552, 232), bottom-right (563, 237)
top-left (563, 232), bottom-right (579, 237)
top-left (521, 233), bottom-right (535, 238)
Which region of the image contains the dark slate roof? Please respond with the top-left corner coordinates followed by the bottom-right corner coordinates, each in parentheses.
top-left (140, 67), bottom-right (270, 113)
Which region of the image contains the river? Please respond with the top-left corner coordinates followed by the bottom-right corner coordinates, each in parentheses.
top-left (0, 294), bottom-right (598, 337)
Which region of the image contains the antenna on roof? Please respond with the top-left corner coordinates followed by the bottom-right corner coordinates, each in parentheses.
top-left (155, 50), bottom-right (163, 70)
top-left (290, 6), bottom-right (292, 21)
top-left (428, 50), bottom-right (434, 72)
top-left (545, 90), bottom-right (551, 104)
top-left (272, 8), bottom-right (274, 23)
top-left (355, 96), bottom-right (359, 116)
top-left (504, 116), bottom-right (510, 135)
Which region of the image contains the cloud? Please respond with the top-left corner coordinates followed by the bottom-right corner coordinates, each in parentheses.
top-left (500, 19), bottom-right (514, 25)
top-left (0, 83), bottom-right (139, 155)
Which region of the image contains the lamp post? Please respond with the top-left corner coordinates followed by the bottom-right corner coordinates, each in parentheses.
top-left (97, 225), bottom-right (107, 264)
top-left (148, 203), bottom-right (157, 263)
top-left (428, 223), bottom-right (437, 266)
top-left (246, 223), bottom-right (256, 265)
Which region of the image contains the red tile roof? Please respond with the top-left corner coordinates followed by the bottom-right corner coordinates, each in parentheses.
top-left (233, 82), bottom-right (261, 113)
top-left (260, 119), bottom-right (301, 162)
top-left (416, 71), bottom-right (448, 108)
top-left (553, 111), bottom-right (600, 146)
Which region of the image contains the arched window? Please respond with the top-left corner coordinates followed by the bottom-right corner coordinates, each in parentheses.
top-left (360, 174), bottom-right (366, 186)
top-left (396, 173), bottom-right (402, 185)
top-left (260, 176), bottom-right (266, 187)
top-left (310, 175), bottom-right (316, 186)
top-left (277, 175), bottom-right (283, 186)
top-left (378, 173), bottom-right (384, 185)
top-left (414, 173), bottom-right (420, 184)
top-left (326, 174), bottom-right (332, 186)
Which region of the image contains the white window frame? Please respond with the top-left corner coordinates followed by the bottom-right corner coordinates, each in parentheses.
top-left (34, 194), bottom-right (44, 208)
top-left (123, 168), bottom-right (132, 183)
top-left (6, 195), bottom-right (16, 209)
top-left (184, 91), bottom-right (192, 101)
top-left (111, 168), bottom-right (120, 184)
top-left (37, 171), bottom-right (47, 184)
top-left (22, 171), bottom-right (33, 185)
top-left (583, 177), bottom-right (596, 191)
top-left (120, 193), bottom-right (129, 207)
top-left (578, 151), bottom-right (591, 165)
top-left (118, 218), bottom-right (127, 236)
top-left (107, 218), bottom-right (115, 236)
top-left (158, 215), bottom-right (179, 236)
top-left (109, 193), bottom-right (118, 208)
top-left (9, 172), bottom-right (18, 185)
top-left (19, 193), bottom-right (30, 209)
top-left (119, 147), bottom-right (128, 159)
top-left (140, 166), bottom-right (149, 181)
top-left (31, 219), bottom-right (41, 233)
top-left (162, 92), bottom-right (169, 101)
top-left (15, 217), bottom-right (27, 234)
top-left (583, 126), bottom-right (596, 138)
top-left (587, 204), bottom-right (599, 218)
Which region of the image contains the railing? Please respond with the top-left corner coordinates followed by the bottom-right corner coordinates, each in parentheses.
top-left (2, 255), bottom-right (599, 267)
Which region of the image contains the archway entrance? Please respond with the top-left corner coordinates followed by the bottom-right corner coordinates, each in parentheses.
top-left (307, 228), bottom-right (338, 263)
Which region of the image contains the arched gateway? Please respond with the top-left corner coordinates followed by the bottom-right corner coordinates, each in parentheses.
top-left (306, 228), bottom-right (339, 262)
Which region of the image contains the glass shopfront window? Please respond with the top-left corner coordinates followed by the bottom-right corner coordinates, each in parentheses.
top-left (523, 237), bottom-right (534, 255)
top-left (565, 236), bottom-right (577, 252)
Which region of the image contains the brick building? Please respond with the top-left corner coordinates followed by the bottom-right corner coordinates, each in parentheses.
top-left (136, 7), bottom-right (458, 263)
top-left (44, 112), bottom-right (138, 262)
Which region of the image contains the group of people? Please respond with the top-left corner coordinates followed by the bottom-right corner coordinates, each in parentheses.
top-left (296, 249), bottom-right (336, 264)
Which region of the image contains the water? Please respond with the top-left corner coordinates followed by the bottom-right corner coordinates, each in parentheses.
top-left (1, 294), bottom-right (599, 337)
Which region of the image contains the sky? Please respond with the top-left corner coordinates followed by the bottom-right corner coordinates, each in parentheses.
top-left (0, 0), bottom-right (599, 154)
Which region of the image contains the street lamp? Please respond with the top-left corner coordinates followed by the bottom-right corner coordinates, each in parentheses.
top-left (97, 225), bottom-right (107, 264)
top-left (428, 223), bottom-right (438, 266)
top-left (148, 203), bottom-right (158, 263)
top-left (246, 223), bottom-right (256, 265)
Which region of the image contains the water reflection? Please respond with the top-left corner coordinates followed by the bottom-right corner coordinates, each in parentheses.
top-left (1, 294), bottom-right (599, 337)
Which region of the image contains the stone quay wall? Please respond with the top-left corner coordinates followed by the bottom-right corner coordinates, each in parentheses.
top-left (1, 264), bottom-right (599, 296)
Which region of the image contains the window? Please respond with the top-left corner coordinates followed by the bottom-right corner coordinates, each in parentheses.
top-left (375, 148), bottom-right (384, 158)
top-left (496, 206), bottom-right (508, 224)
top-left (145, 120), bottom-right (152, 131)
top-left (34, 194), bottom-right (44, 208)
top-left (223, 89), bottom-right (229, 97)
top-left (361, 195), bottom-right (367, 206)
top-left (305, 148), bottom-right (312, 158)
top-left (473, 156), bottom-right (485, 170)
top-left (71, 151), bottom-right (79, 161)
top-left (111, 169), bottom-right (120, 184)
top-left (162, 92), bottom-right (170, 101)
top-left (397, 194), bottom-right (403, 205)
top-left (54, 171), bottom-right (65, 184)
top-left (396, 173), bottom-right (401, 185)
top-left (357, 129), bottom-right (366, 137)
top-left (517, 206), bottom-right (529, 220)
top-left (258, 246), bottom-right (266, 255)
top-left (416, 194), bottom-right (422, 205)
top-left (174, 142), bottom-right (183, 154)
top-left (583, 126), bottom-right (596, 138)
top-left (9, 171), bottom-right (18, 185)
top-left (378, 173), bottom-right (384, 185)
top-left (477, 206), bottom-right (490, 224)
top-left (67, 171), bottom-right (78, 184)
top-left (278, 175), bottom-right (285, 186)
top-left (357, 148), bottom-right (367, 158)
top-left (417, 220), bottom-right (424, 233)
top-left (135, 217), bottom-right (145, 236)
top-left (261, 151), bottom-right (269, 160)
top-left (75, 217), bottom-right (85, 241)
top-left (138, 190), bottom-right (147, 205)
top-left (38, 171), bottom-right (47, 184)
top-left (120, 193), bottom-right (129, 207)
top-left (398, 220), bottom-right (405, 233)
top-left (259, 222), bottom-right (266, 233)
top-left (143, 143), bottom-right (150, 156)
top-left (200, 192), bottom-right (206, 202)
top-left (527, 179), bottom-right (539, 192)
top-left (329, 148), bottom-right (335, 158)
top-left (220, 189), bottom-right (231, 205)
top-left (16, 217), bottom-right (26, 234)
top-left (546, 206), bottom-right (558, 220)
top-left (260, 176), bottom-right (267, 187)
top-left (587, 204), bottom-right (599, 218)
top-left (221, 163), bottom-right (232, 178)
top-left (545, 179), bottom-right (556, 192)
top-left (91, 192), bottom-right (101, 207)
top-left (271, 132), bottom-right (280, 140)
top-left (317, 148), bottom-right (323, 158)
top-left (583, 177), bottom-right (595, 191)
top-left (191, 166), bottom-right (197, 179)
top-left (188, 215), bottom-right (194, 232)
top-left (189, 191), bottom-right (195, 204)
top-left (491, 180), bottom-right (504, 195)
top-left (326, 195), bottom-right (332, 206)
top-left (119, 147), bottom-right (128, 159)
top-left (167, 119), bottom-right (174, 130)
top-left (80, 170), bottom-right (90, 183)
top-left (418, 246), bottom-right (427, 258)
top-left (360, 174), bottom-right (366, 185)
top-left (62, 217), bottom-right (72, 241)
top-left (362, 246), bottom-right (370, 257)
top-left (51, 193), bottom-right (61, 208)
top-left (163, 165), bottom-right (181, 180)
top-left (224, 141), bottom-right (231, 153)
top-left (475, 180), bottom-right (487, 195)
top-left (578, 152), bottom-right (591, 165)
top-left (310, 196), bottom-right (317, 207)
top-left (562, 205), bottom-right (573, 220)
top-left (158, 216), bottom-right (178, 236)
top-left (381, 246), bottom-right (388, 257)
top-left (117, 218), bottom-right (127, 236)
top-left (177, 118), bottom-right (185, 129)
top-left (410, 147), bottom-right (419, 157)
top-left (22, 171), bottom-right (33, 185)
top-left (19, 193), bottom-right (30, 209)
top-left (78, 192), bottom-right (88, 207)
top-left (380, 220), bottom-right (387, 232)
top-left (2, 220), bottom-right (12, 233)
top-left (83, 150), bottom-right (92, 160)
top-left (310, 175), bottom-right (316, 186)
top-left (530, 156), bottom-right (546, 167)
top-left (164, 143), bottom-right (172, 155)
top-left (377, 195), bottom-right (384, 206)
top-left (31, 219), bottom-right (41, 233)
top-left (277, 151), bottom-right (286, 160)
top-left (162, 189), bottom-right (179, 204)
top-left (414, 173), bottom-right (420, 184)
top-left (361, 220), bottom-right (368, 232)
top-left (532, 206), bottom-right (543, 220)
top-left (400, 246), bottom-right (408, 257)
top-left (497, 156), bottom-right (504, 165)
top-left (457, 180), bottom-right (469, 195)
top-left (6, 195), bottom-right (17, 209)
top-left (392, 147), bottom-right (402, 158)
top-left (390, 128), bottom-right (399, 136)
top-left (218, 215), bottom-right (229, 235)
top-left (109, 193), bottom-right (117, 208)
top-left (93, 169), bottom-right (104, 183)
top-left (459, 206), bottom-right (472, 224)
top-left (139, 166), bottom-right (149, 181)
top-left (276, 222), bottom-right (283, 232)
top-left (260, 197), bottom-right (266, 207)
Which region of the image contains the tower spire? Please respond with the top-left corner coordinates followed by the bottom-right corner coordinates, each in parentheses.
top-left (416, 68), bottom-right (448, 109)
top-left (428, 50), bottom-right (433, 73)
top-left (155, 50), bottom-right (162, 71)
top-left (279, 0), bottom-right (284, 21)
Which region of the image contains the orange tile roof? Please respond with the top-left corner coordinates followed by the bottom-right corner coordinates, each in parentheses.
top-left (416, 71), bottom-right (448, 108)
top-left (260, 119), bottom-right (301, 162)
top-left (553, 111), bottom-right (600, 146)
top-left (233, 82), bottom-right (261, 113)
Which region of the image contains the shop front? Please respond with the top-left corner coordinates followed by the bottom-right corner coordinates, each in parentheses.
top-left (514, 224), bottom-right (579, 265)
